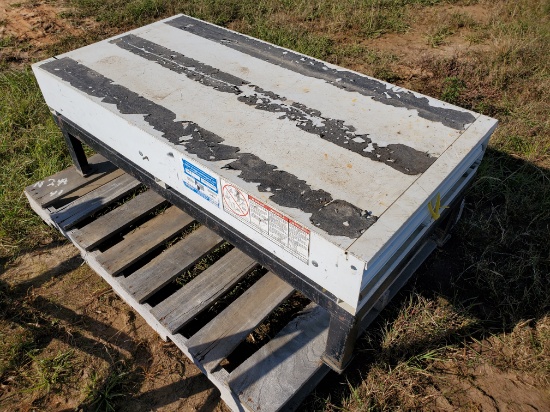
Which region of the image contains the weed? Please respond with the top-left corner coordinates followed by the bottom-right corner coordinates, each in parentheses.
top-left (465, 27), bottom-right (489, 44)
top-left (378, 293), bottom-right (477, 362)
top-left (247, 22), bottom-right (334, 60)
top-left (449, 11), bottom-right (476, 29)
top-left (426, 25), bottom-right (454, 47)
top-left (127, 0), bottom-right (168, 23)
top-left (0, 36), bottom-right (15, 48)
top-left (83, 362), bottom-right (132, 412)
top-left (26, 349), bottom-right (74, 393)
top-left (342, 359), bottom-right (435, 410)
top-left (0, 330), bottom-right (36, 378)
top-left (441, 76), bottom-right (466, 104)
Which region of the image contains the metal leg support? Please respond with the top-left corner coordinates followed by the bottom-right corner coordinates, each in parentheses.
top-left (63, 130), bottom-right (91, 176)
top-left (59, 120), bottom-right (91, 176)
top-left (321, 314), bottom-right (359, 373)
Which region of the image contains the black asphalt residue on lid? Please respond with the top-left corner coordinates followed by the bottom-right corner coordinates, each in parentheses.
top-left (166, 15), bottom-right (477, 131)
top-left (111, 34), bottom-right (435, 175)
top-left (41, 57), bottom-right (378, 238)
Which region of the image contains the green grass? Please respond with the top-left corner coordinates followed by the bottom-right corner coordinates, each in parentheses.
top-left (0, 69), bottom-right (69, 258)
top-left (0, 35), bottom-right (16, 48)
top-left (26, 349), bottom-right (74, 393)
top-left (425, 11), bottom-right (478, 47)
top-left (0, 328), bottom-right (36, 378)
top-left (83, 363), bottom-right (133, 412)
top-left (67, 0), bottom-right (470, 40)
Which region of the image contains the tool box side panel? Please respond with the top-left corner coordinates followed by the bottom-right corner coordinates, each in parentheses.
top-left (350, 115), bottom-right (498, 269)
top-left (32, 62), bottom-right (365, 311)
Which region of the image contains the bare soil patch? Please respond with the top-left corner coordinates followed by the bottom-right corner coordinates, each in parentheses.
top-left (327, 3), bottom-right (495, 90)
top-left (372, 4), bottom-right (492, 57)
top-left (433, 363), bottom-right (549, 411)
top-left (0, 243), bottom-right (227, 411)
top-left (0, 0), bottom-right (98, 64)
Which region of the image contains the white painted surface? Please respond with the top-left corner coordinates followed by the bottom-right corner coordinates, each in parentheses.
top-left (33, 64), bottom-right (365, 310)
top-left (138, 24), bottom-right (467, 156)
top-left (32, 15), bottom-right (498, 312)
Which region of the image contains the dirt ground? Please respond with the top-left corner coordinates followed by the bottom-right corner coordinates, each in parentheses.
top-left (1, 1), bottom-right (549, 411)
top-left (1, 0), bottom-right (86, 63)
top-left (1, 242), bottom-right (228, 411)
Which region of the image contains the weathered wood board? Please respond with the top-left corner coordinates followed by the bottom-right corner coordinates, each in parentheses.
top-left (151, 249), bottom-right (258, 334)
top-left (25, 161), bottom-right (332, 412)
top-left (187, 271), bottom-right (295, 372)
top-left (25, 153), bottom-right (117, 207)
top-left (122, 226), bottom-right (224, 303)
top-left (95, 206), bottom-right (194, 276)
top-left (71, 189), bottom-right (166, 250)
top-left (52, 172), bottom-right (140, 229)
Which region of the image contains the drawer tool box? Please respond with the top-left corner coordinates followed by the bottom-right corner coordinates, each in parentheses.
top-left (29, 13), bottom-right (497, 410)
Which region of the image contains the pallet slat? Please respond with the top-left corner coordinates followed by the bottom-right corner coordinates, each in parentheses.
top-left (229, 304), bottom-right (330, 412)
top-left (121, 226), bottom-right (224, 303)
top-left (151, 248), bottom-right (258, 334)
top-left (26, 159), bottom-right (333, 412)
top-left (187, 272), bottom-right (295, 372)
top-left (95, 206), bottom-right (194, 276)
top-left (24, 154), bottom-right (118, 207)
top-left (70, 189), bottom-right (166, 251)
top-left (51, 173), bottom-right (140, 229)
top-left (56, 168), bottom-right (127, 206)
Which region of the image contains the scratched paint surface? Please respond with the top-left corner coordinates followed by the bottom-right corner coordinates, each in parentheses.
top-left (41, 57), bottom-right (377, 238)
top-left (37, 15), bottom-right (489, 245)
top-left (111, 34), bottom-right (435, 175)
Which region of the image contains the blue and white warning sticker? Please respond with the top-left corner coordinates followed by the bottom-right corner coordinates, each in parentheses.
top-left (182, 159), bottom-right (220, 207)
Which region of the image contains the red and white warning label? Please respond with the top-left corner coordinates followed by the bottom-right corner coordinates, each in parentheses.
top-left (288, 220), bottom-right (310, 259)
top-left (249, 196), bottom-right (268, 233)
top-left (221, 179), bottom-right (310, 263)
top-left (221, 183), bottom-right (249, 218)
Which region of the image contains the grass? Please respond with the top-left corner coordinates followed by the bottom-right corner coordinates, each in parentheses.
top-left (26, 349), bottom-right (74, 393)
top-left (0, 69), bottom-right (69, 258)
top-left (0, 326), bottom-right (35, 378)
top-left (0, 0), bottom-right (549, 410)
top-left (425, 10), bottom-right (478, 47)
top-left (83, 362), bottom-right (133, 412)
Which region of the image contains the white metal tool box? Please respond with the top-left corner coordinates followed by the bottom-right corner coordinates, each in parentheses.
top-left (32, 14), bottom-right (497, 373)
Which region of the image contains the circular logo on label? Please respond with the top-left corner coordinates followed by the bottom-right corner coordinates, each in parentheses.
top-left (222, 184), bottom-right (249, 217)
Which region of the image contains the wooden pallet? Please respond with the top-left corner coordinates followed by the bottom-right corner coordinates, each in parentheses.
top-left (25, 154), bottom-right (331, 412)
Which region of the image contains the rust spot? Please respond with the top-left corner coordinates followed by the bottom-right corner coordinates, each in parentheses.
top-left (324, 153), bottom-right (328, 159)
top-left (347, 163), bottom-right (353, 168)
